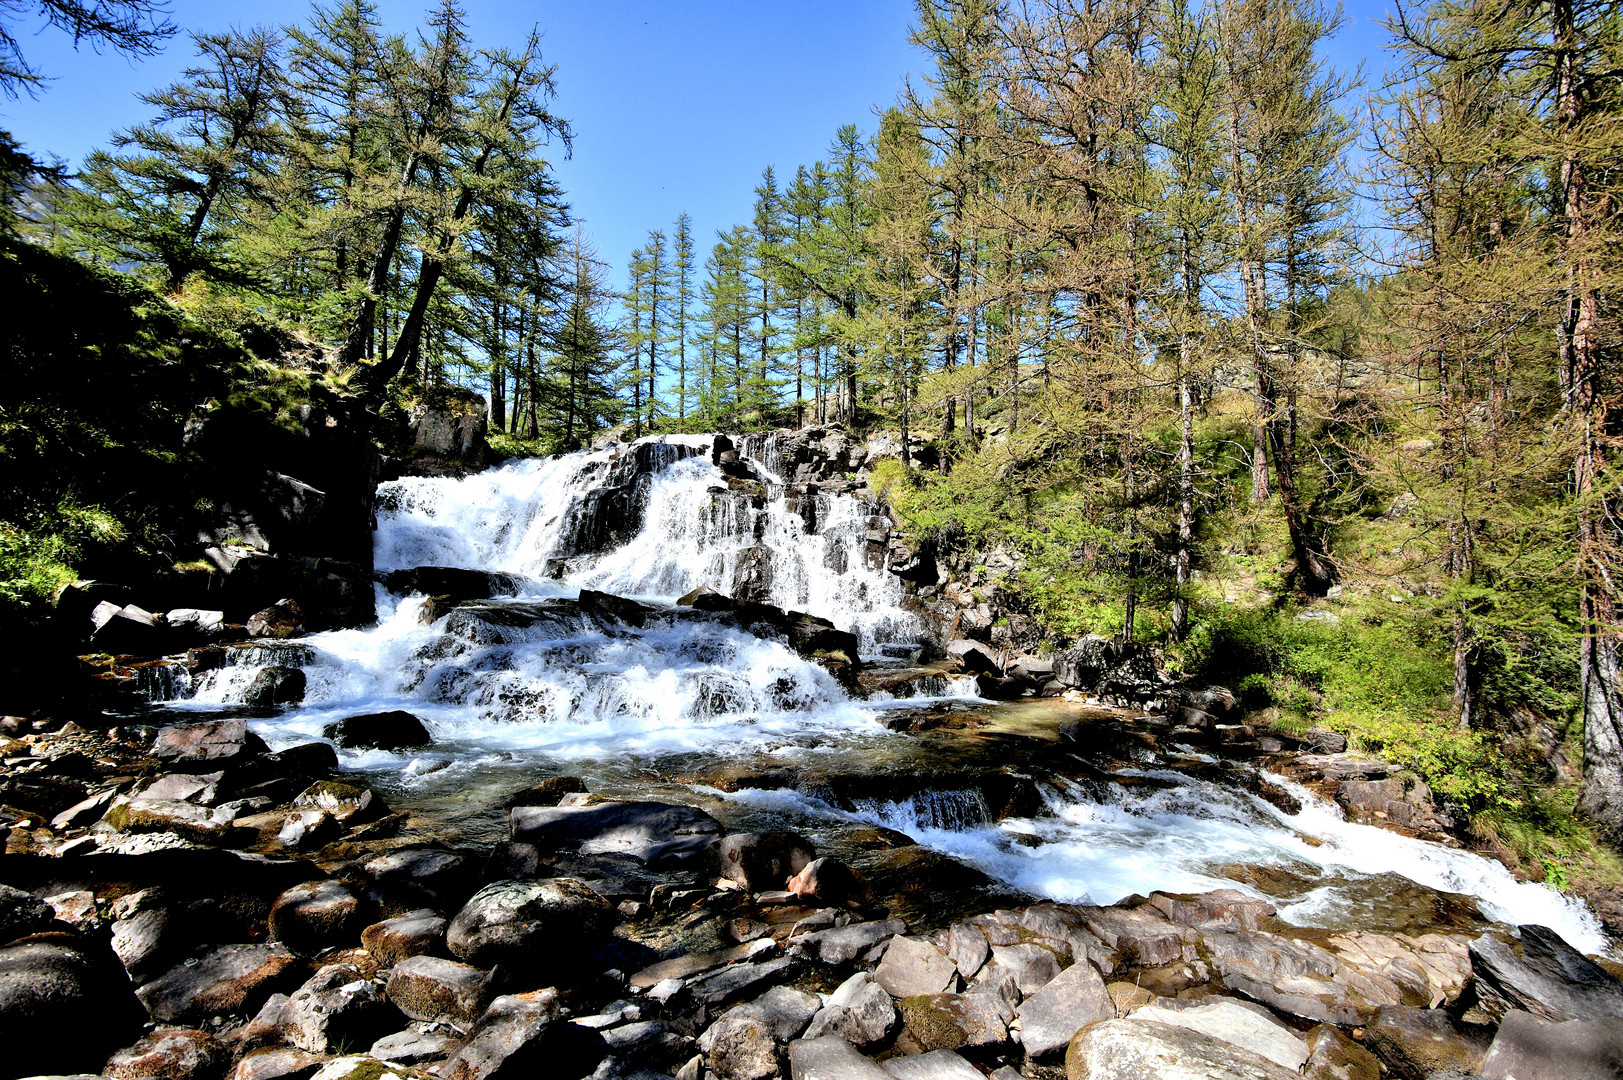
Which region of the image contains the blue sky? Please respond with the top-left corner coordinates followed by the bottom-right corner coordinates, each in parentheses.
top-left (2, 0), bottom-right (1400, 287)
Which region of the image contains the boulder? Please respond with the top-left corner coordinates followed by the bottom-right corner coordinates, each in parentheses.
top-left (946, 639), bottom-right (1001, 675)
top-left (445, 878), bottom-right (616, 976)
top-left (228, 1046), bottom-right (325, 1080)
top-left (803, 972), bottom-right (897, 1047)
top-left (360, 846), bottom-right (472, 913)
top-left (0, 882), bottom-right (56, 944)
top-left (244, 667), bottom-right (307, 707)
top-left (787, 1036), bottom-right (891, 1080)
top-left (787, 858), bottom-right (874, 909)
top-left (1201, 928), bottom-right (1402, 1025)
top-left (1014, 958), bottom-right (1113, 1059)
top-left (790, 919), bottom-right (907, 967)
top-left (986, 943), bottom-right (1062, 996)
top-left (279, 963), bottom-right (395, 1055)
top-left (1362, 1005), bottom-right (1493, 1080)
top-left (894, 992), bottom-right (1013, 1053)
top-left (944, 922), bottom-right (989, 980)
top-left (321, 711), bottom-right (432, 752)
top-left (381, 566), bottom-right (528, 600)
top-left (386, 955), bottom-right (491, 1025)
top-left (1477, 1008), bottom-right (1623, 1080)
top-left (440, 989), bottom-right (600, 1080)
top-left (1302, 1025), bottom-right (1381, 1080)
top-left (874, 936), bottom-right (958, 999)
top-left (508, 800), bottom-right (722, 866)
top-left (698, 987), bottom-right (821, 1080)
top-left (167, 608), bottom-right (227, 642)
top-left (247, 599), bottom-right (304, 639)
top-left (362, 911), bottom-right (447, 967)
top-left (879, 1050), bottom-right (983, 1080)
top-left (718, 831), bottom-right (818, 892)
top-left (406, 386), bottom-right (488, 472)
top-left (268, 880), bottom-right (370, 957)
top-left (369, 1029), bottom-right (461, 1066)
top-left (103, 1028), bottom-right (227, 1080)
top-left (91, 602), bottom-right (168, 654)
top-left (0, 937), bottom-right (146, 1078)
top-left (151, 720), bottom-right (268, 769)
top-left (1130, 1000), bottom-right (1308, 1072)
top-left (1468, 925), bottom-right (1623, 1023)
top-left (137, 943), bottom-right (300, 1024)
top-left (1064, 1018), bottom-right (1302, 1080)
top-left (292, 781), bottom-right (386, 825)
top-left (102, 796), bottom-right (242, 846)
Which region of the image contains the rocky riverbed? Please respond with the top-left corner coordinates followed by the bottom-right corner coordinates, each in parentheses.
top-left (3, 676), bottom-right (1623, 1080)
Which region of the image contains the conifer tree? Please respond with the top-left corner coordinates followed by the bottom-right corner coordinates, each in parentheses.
top-left (671, 212), bottom-right (696, 422)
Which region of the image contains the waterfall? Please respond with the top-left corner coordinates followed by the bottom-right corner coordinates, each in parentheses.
top-left (176, 434), bottom-right (935, 758)
top-left (375, 433), bottom-right (922, 652)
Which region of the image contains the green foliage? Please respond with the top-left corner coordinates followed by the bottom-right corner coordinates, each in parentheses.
top-left (0, 237), bottom-right (264, 609)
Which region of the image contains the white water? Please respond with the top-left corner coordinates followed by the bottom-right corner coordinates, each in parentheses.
top-left (722, 767), bottom-right (1610, 955)
top-left (164, 433), bottom-right (1610, 957)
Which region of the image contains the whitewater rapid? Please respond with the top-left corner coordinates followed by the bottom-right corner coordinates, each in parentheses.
top-left (161, 434), bottom-right (1611, 957)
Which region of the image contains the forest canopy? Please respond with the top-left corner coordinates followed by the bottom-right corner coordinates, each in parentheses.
top-left (4, 0), bottom-right (1623, 864)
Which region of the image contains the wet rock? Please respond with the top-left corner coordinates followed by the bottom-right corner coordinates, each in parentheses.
top-left (787, 858), bottom-right (873, 909)
top-left (1302, 1025), bottom-right (1381, 1080)
top-left (277, 811), bottom-right (340, 852)
top-left (247, 599), bottom-right (304, 639)
top-left (45, 889), bottom-right (100, 932)
top-left (501, 776), bottom-right (586, 808)
top-left (228, 1046), bottom-right (325, 1080)
top-left (1477, 1008), bottom-right (1623, 1080)
top-left (803, 972), bottom-right (897, 1047)
top-left (1363, 1005), bottom-right (1492, 1079)
top-left (292, 781), bottom-right (386, 826)
top-left (1467, 924), bottom-right (1623, 1023)
top-left (280, 963), bottom-right (395, 1055)
top-left (874, 936), bottom-right (957, 998)
top-left (1014, 958), bottom-right (1113, 1059)
top-left (445, 878), bottom-right (615, 977)
top-left (718, 831), bottom-right (817, 892)
top-left (698, 986), bottom-right (820, 1080)
top-left (0, 937), bottom-right (146, 1078)
top-left (879, 1050), bottom-right (983, 1080)
top-left (103, 1028), bottom-right (227, 1080)
top-left (151, 720), bottom-right (269, 770)
top-left (244, 667), bottom-right (307, 708)
top-left (361, 911), bottom-right (446, 967)
top-left (787, 1036), bottom-right (891, 1080)
top-left (440, 988), bottom-right (600, 1080)
top-left (509, 800), bottom-right (722, 866)
top-left (321, 711), bottom-right (432, 752)
top-left (138, 943), bottom-right (300, 1024)
top-left (267, 880), bottom-right (370, 957)
top-left (1326, 929), bottom-right (1471, 1008)
top-left (386, 955), bottom-right (490, 1025)
top-left (1064, 1018), bottom-right (1302, 1080)
top-left (0, 882), bottom-right (56, 943)
top-left (790, 919), bottom-right (907, 966)
top-left (369, 1029), bottom-right (461, 1066)
top-left (894, 992), bottom-right (1013, 1053)
top-left (1131, 1000), bottom-right (1308, 1071)
top-left (381, 566), bottom-right (528, 600)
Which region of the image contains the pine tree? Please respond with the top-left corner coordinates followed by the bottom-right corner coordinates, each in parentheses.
top-left (671, 212), bottom-right (696, 423)
top-left (69, 26), bottom-right (287, 290)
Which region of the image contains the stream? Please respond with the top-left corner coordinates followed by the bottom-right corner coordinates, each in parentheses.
top-left (151, 434), bottom-right (1609, 956)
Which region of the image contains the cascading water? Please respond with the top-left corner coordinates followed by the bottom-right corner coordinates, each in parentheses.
top-left (158, 432), bottom-right (1612, 957)
top-left (178, 434), bottom-right (925, 758)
